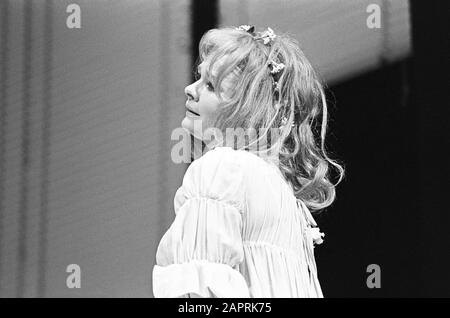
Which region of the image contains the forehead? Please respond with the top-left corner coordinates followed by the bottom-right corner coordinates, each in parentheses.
top-left (198, 57), bottom-right (228, 77)
top-left (199, 57), bottom-right (235, 96)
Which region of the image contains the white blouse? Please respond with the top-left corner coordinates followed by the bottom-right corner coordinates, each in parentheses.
top-left (153, 146), bottom-right (324, 298)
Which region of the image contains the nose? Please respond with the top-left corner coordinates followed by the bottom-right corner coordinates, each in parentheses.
top-left (184, 82), bottom-right (197, 102)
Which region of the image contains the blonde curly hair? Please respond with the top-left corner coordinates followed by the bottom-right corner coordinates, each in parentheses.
top-left (196, 26), bottom-right (345, 212)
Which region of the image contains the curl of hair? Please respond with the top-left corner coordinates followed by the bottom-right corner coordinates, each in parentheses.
top-left (197, 27), bottom-right (345, 212)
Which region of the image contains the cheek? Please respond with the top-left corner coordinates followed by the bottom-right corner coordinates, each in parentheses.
top-left (199, 98), bottom-right (222, 121)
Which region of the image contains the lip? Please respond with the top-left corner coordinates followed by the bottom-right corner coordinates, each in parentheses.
top-left (185, 104), bottom-right (200, 116)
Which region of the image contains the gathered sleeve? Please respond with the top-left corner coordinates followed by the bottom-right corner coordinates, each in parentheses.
top-left (152, 147), bottom-right (250, 298)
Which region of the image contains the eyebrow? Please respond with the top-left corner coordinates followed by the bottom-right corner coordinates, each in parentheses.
top-left (197, 64), bottom-right (215, 78)
top-left (197, 64), bottom-right (204, 74)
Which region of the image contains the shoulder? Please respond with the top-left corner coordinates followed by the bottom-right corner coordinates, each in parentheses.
top-left (179, 147), bottom-right (267, 212)
top-left (199, 146), bottom-right (269, 166)
top-left (183, 147), bottom-right (252, 187)
top-left (187, 146), bottom-right (268, 179)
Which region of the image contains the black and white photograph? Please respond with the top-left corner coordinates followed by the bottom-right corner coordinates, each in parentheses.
top-left (0, 0), bottom-right (448, 300)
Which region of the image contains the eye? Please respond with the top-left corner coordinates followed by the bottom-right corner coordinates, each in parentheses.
top-left (206, 81), bottom-right (214, 91)
top-left (193, 68), bottom-right (214, 91)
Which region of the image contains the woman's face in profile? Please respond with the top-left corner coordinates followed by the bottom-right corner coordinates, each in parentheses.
top-left (182, 58), bottom-right (232, 140)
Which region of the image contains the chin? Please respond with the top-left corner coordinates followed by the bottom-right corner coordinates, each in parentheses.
top-left (181, 116), bottom-right (203, 139)
top-left (181, 116), bottom-right (194, 134)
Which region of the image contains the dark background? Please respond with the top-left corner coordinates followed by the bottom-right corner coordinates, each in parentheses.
top-left (191, 0), bottom-right (449, 297)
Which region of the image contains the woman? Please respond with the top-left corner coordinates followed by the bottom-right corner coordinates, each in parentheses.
top-left (153, 25), bottom-right (344, 298)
